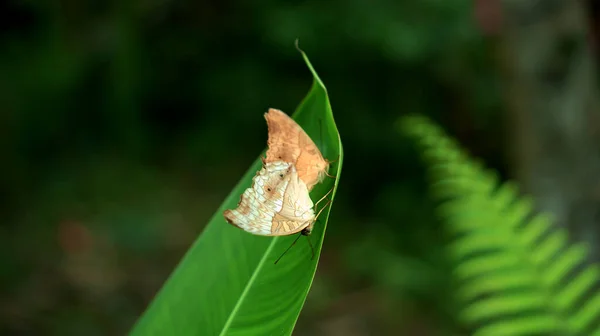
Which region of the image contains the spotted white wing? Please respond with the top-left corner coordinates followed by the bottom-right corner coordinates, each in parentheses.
top-left (224, 161), bottom-right (290, 235)
top-left (223, 161), bottom-right (315, 236)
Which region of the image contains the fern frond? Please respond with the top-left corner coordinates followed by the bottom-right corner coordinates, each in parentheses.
top-left (399, 115), bottom-right (600, 336)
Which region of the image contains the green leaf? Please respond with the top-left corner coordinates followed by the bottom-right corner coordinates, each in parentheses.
top-left (129, 46), bottom-right (343, 336)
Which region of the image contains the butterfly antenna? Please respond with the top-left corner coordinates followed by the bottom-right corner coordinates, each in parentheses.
top-left (274, 234), bottom-right (303, 265)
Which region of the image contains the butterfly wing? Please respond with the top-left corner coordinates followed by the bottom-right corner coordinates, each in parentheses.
top-left (223, 161), bottom-right (291, 236)
top-left (269, 166), bottom-right (315, 236)
top-left (223, 161), bottom-right (316, 237)
top-left (264, 108), bottom-right (329, 191)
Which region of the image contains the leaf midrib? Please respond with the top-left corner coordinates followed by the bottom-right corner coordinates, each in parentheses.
top-left (218, 237), bottom-right (279, 336)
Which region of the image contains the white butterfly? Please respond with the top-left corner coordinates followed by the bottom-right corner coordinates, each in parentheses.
top-left (223, 161), bottom-right (316, 236)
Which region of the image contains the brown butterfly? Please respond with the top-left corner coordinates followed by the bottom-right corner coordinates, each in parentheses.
top-left (223, 109), bottom-right (334, 262)
top-left (264, 108), bottom-right (331, 191)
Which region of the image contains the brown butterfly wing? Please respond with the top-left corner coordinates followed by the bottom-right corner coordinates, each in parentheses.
top-left (264, 108), bottom-right (329, 191)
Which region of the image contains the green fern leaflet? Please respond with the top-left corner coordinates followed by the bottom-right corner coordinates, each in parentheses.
top-left (400, 115), bottom-right (600, 336)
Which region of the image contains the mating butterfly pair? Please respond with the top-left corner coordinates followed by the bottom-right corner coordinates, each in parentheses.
top-left (223, 109), bottom-right (333, 242)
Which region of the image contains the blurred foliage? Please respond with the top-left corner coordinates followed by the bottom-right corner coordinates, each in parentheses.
top-left (1, 0), bottom-right (507, 335)
top-left (403, 116), bottom-right (600, 336)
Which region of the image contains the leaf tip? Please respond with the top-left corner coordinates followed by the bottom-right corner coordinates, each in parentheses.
top-left (294, 41), bottom-right (327, 94)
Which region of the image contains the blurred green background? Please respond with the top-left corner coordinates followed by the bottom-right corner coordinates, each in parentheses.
top-left (3, 0), bottom-right (600, 335)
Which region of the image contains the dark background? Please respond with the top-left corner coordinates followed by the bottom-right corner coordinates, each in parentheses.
top-left (2, 1), bottom-right (600, 335)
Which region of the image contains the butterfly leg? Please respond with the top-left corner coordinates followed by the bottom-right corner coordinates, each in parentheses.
top-left (303, 203), bottom-right (331, 239)
top-left (314, 198), bottom-right (332, 222)
top-left (314, 186), bottom-right (334, 209)
top-left (312, 186), bottom-right (335, 228)
top-left (303, 188), bottom-right (334, 234)
top-left (300, 193), bottom-right (333, 261)
top-left (326, 154), bottom-right (341, 165)
top-left (324, 171), bottom-right (337, 179)
top-left (323, 155), bottom-right (340, 179)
